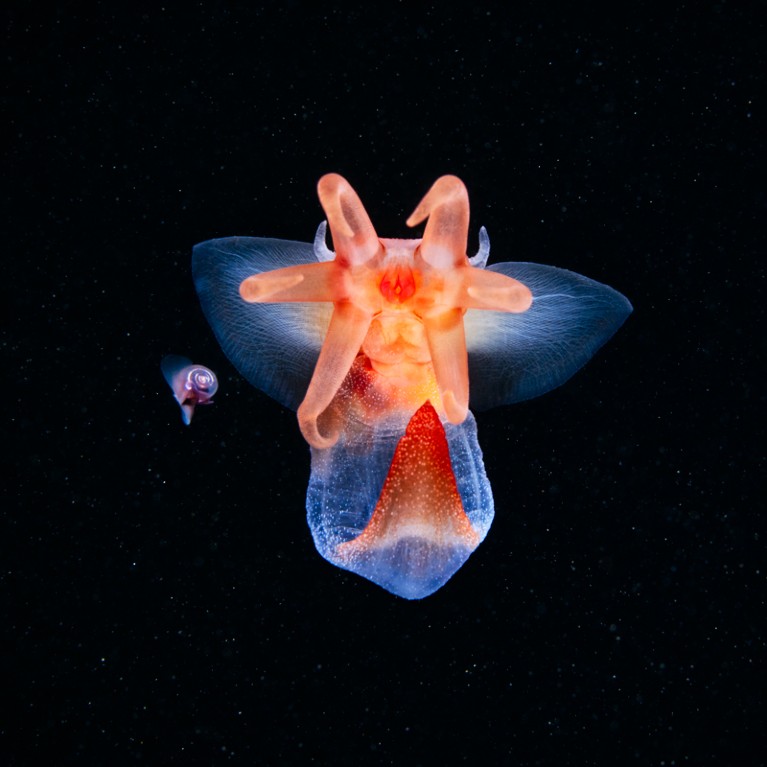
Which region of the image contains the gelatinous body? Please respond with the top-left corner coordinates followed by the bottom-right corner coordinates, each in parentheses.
top-left (193, 175), bottom-right (631, 598)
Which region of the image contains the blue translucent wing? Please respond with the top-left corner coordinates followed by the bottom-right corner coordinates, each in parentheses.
top-left (160, 354), bottom-right (193, 389)
top-left (465, 262), bottom-right (632, 411)
top-left (192, 237), bottom-right (333, 411)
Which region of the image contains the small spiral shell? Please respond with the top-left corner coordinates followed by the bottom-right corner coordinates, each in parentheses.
top-left (185, 366), bottom-right (218, 396)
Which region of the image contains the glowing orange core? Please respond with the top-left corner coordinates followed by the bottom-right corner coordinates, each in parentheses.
top-left (379, 264), bottom-right (416, 304)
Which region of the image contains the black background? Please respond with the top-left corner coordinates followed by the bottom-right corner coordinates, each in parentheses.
top-left (4, 3), bottom-right (764, 765)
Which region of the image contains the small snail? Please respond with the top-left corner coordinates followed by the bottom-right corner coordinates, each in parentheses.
top-left (161, 355), bottom-right (218, 425)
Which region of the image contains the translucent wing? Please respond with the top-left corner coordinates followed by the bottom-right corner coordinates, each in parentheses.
top-left (193, 237), bottom-right (333, 411)
top-left (465, 262), bottom-right (632, 410)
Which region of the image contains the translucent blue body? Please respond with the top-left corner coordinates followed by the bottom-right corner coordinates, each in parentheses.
top-left (193, 232), bottom-right (631, 598)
